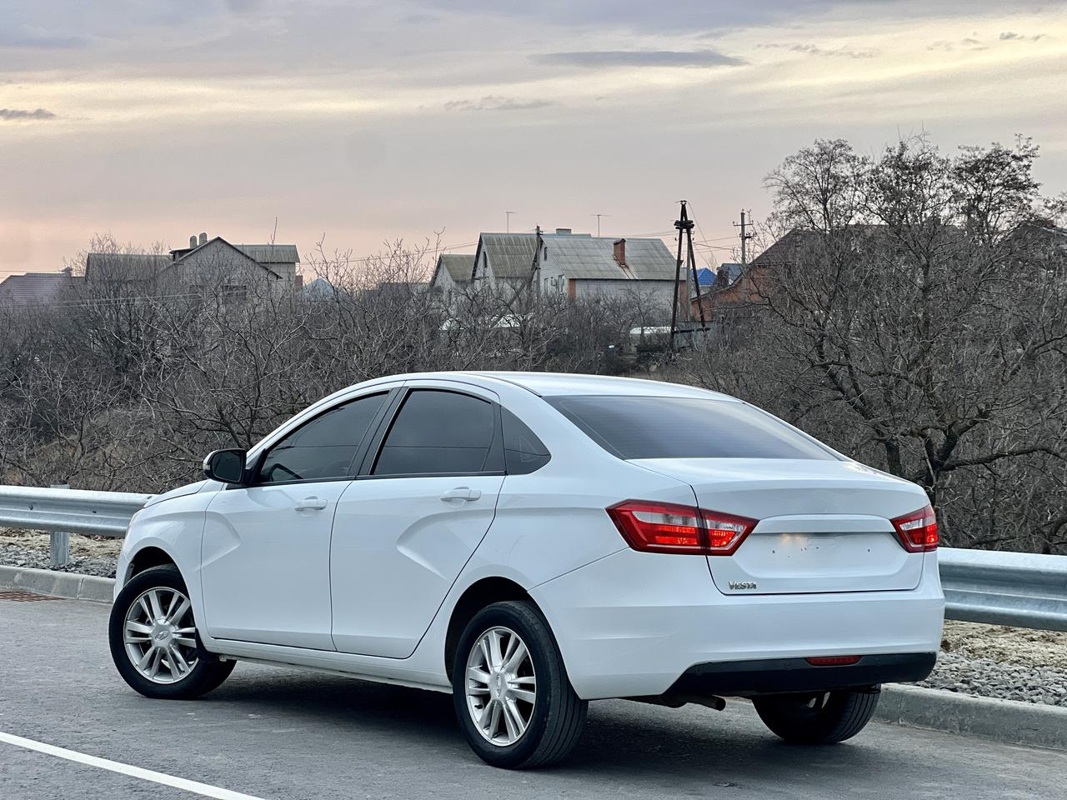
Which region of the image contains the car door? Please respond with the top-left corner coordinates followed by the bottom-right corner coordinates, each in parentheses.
top-left (200, 389), bottom-right (395, 650)
top-left (330, 384), bottom-right (505, 658)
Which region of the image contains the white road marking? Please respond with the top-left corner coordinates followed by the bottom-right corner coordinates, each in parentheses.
top-left (0, 730), bottom-right (268, 800)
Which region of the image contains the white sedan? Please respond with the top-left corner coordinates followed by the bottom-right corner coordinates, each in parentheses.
top-left (109, 372), bottom-right (944, 769)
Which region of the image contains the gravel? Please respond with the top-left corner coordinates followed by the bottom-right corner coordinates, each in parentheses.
top-left (0, 529), bottom-right (121, 578)
top-left (3, 529), bottom-right (1066, 708)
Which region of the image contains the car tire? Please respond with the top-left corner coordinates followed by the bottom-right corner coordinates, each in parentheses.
top-left (452, 600), bottom-right (587, 769)
top-left (108, 564), bottom-right (235, 700)
top-left (752, 687), bottom-right (880, 744)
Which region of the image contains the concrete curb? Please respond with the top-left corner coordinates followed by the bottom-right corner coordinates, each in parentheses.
top-left (879, 683), bottom-right (1067, 751)
top-left (2, 565), bottom-right (1064, 751)
top-left (0, 565), bottom-right (114, 603)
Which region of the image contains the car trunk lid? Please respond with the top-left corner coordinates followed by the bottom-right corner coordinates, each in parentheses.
top-left (630, 458), bottom-right (928, 595)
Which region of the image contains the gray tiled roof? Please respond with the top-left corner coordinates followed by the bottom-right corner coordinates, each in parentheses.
top-left (481, 232), bottom-right (677, 281)
top-left (439, 253), bottom-right (475, 283)
top-left (480, 234), bottom-right (539, 279)
top-left (550, 236), bottom-right (676, 280)
top-left (234, 244), bottom-right (300, 264)
top-left (0, 273), bottom-right (76, 304)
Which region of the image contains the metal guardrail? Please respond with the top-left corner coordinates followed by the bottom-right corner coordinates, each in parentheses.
top-left (939, 547), bottom-right (1067, 633)
top-left (0, 485), bottom-right (153, 539)
top-left (0, 486), bottom-right (1065, 630)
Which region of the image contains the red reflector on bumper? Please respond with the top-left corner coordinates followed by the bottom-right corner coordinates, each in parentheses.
top-left (805, 656), bottom-right (862, 667)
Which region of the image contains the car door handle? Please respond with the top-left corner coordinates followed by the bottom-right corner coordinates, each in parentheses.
top-left (294, 496), bottom-right (328, 511)
top-left (440, 487), bottom-right (481, 503)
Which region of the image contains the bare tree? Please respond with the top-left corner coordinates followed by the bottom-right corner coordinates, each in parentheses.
top-left (680, 135), bottom-right (1067, 553)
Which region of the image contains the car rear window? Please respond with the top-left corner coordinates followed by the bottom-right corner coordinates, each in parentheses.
top-left (545, 396), bottom-right (839, 460)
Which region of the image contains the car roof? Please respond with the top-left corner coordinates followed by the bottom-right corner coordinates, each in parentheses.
top-left (439, 371), bottom-right (737, 400)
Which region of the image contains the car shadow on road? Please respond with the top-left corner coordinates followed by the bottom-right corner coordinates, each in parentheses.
top-left (198, 667), bottom-right (909, 785)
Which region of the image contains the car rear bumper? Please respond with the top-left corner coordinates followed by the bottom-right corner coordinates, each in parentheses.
top-left (666, 652), bottom-right (936, 697)
top-left (530, 548), bottom-right (944, 700)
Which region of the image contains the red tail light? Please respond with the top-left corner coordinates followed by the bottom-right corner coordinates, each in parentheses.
top-left (891, 504), bottom-right (938, 552)
top-left (607, 501), bottom-right (757, 556)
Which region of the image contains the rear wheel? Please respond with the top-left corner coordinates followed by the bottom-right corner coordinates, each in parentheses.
top-left (752, 687), bottom-right (880, 744)
top-left (108, 565), bottom-right (235, 700)
top-left (452, 601), bottom-right (587, 769)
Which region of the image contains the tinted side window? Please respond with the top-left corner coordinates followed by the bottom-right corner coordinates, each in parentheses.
top-left (546, 396), bottom-right (839, 460)
top-left (501, 408), bottom-right (551, 474)
top-left (258, 393), bottom-right (388, 484)
top-left (374, 390), bottom-right (496, 476)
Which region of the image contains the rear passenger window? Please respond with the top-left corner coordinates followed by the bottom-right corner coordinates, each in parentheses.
top-left (373, 390), bottom-right (497, 476)
top-left (501, 409), bottom-right (551, 474)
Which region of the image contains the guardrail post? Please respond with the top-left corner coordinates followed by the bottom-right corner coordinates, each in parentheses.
top-left (49, 483), bottom-right (71, 568)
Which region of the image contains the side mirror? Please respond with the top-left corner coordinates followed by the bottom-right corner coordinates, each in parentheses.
top-left (203, 449), bottom-right (247, 485)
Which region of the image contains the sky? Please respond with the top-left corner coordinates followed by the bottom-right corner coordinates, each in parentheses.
top-left (1, 0), bottom-right (1065, 280)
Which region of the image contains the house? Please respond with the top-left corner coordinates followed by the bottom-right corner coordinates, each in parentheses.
top-left (85, 233), bottom-right (301, 298)
top-left (690, 231), bottom-right (809, 321)
top-left (694, 263), bottom-right (742, 291)
top-left (0, 270), bottom-right (79, 305)
top-left (434, 228), bottom-right (683, 316)
top-left (429, 254), bottom-right (476, 306)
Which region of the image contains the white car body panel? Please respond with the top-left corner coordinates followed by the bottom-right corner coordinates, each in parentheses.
top-left (200, 480), bottom-right (351, 650)
top-left (115, 370), bottom-right (945, 705)
top-left (330, 474), bottom-right (504, 657)
top-left (632, 458), bottom-right (929, 595)
top-left (114, 490), bottom-right (215, 612)
top-left (532, 548), bottom-right (943, 699)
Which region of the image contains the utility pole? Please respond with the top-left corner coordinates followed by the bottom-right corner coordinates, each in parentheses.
top-left (733, 209), bottom-right (755, 265)
top-left (669, 201), bottom-right (705, 353)
top-left (591, 213), bottom-right (610, 237)
top-left (505, 211), bottom-right (516, 233)
top-left (529, 225), bottom-right (543, 295)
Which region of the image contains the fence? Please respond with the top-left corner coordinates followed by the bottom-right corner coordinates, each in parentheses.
top-left (1, 485), bottom-right (1065, 631)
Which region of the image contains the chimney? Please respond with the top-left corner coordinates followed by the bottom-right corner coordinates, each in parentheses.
top-left (555, 228), bottom-right (572, 235)
top-left (189, 235), bottom-right (197, 249)
top-left (613, 238), bottom-right (626, 267)
top-left (715, 266), bottom-right (730, 288)
top-left (198, 232), bottom-right (208, 246)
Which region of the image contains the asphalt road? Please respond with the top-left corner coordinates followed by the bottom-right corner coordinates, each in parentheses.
top-left (2, 596), bottom-right (1065, 800)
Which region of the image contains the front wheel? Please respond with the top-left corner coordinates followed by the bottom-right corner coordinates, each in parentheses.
top-left (752, 687), bottom-right (880, 744)
top-left (452, 601), bottom-right (587, 769)
top-left (108, 565), bottom-right (235, 700)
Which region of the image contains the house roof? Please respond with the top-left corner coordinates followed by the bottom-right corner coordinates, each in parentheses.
top-left (478, 232), bottom-right (677, 282)
top-left (234, 244), bottom-right (300, 264)
top-left (695, 263), bottom-right (744, 287)
top-left (438, 253), bottom-right (476, 283)
top-left (87, 239), bottom-right (298, 282)
top-left (478, 234), bottom-right (539, 279)
top-left (0, 272), bottom-right (76, 304)
top-left (748, 230), bottom-right (814, 268)
top-left (549, 236), bottom-right (676, 281)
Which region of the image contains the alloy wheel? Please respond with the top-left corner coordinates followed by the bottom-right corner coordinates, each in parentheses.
top-left (123, 586), bottom-right (200, 684)
top-left (464, 626), bottom-right (537, 746)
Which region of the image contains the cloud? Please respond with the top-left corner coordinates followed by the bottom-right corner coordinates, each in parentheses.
top-left (757, 42), bottom-right (877, 59)
top-left (0, 27), bottom-right (88, 49)
top-left (1000, 31), bottom-right (1045, 42)
top-left (443, 96), bottom-right (552, 112)
top-left (533, 50), bottom-right (744, 68)
top-left (928, 35), bottom-right (991, 52)
top-left (0, 108), bottom-right (57, 121)
top-left (411, 0), bottom-right (1022, 35)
